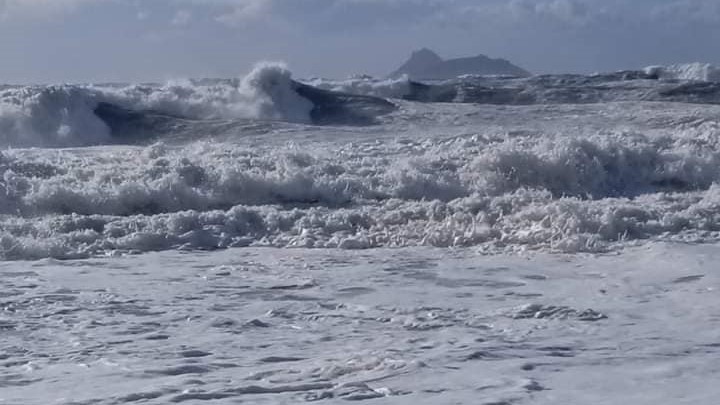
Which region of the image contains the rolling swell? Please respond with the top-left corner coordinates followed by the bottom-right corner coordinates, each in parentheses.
top-left (4, 63), bottom-right (719, 149)
top-left (93, 81), bottom-right (397, 140)
top-left (0, 63), bottom-right (397, 148)
top-left (400, 72), bottom-right (720, 105)
top-left (305, 63), bottom-right (720, 105)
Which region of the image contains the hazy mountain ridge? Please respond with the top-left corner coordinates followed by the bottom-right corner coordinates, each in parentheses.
top-left (390, 48), bottom-right (531, 80)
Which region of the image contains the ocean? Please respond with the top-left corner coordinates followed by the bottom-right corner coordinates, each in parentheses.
top-left (2, 62), bottom-right (720, 403)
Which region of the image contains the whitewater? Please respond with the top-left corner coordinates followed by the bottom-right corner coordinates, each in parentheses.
top-left (2, 62), bottom-right (720, 404)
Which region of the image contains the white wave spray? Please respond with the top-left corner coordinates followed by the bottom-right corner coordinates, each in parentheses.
top-left (0, 63), bottom-right (312, 147)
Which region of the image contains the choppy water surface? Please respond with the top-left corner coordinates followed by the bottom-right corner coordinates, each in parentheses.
top-left (2, 64), bottom-right (720, 403)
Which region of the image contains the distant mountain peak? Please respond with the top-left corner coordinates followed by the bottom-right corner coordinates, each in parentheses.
top-left (408, 48), bottom-right (443, 64)
top-left (390, 49), bottom-right (531, 80)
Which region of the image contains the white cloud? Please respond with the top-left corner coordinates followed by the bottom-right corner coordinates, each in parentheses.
top-left (651, 0), bottom-right (720, 25)
top-left (207, 0), bottom-right (612, 30)
top-left (535, 0), bottom-right (590, 24)
top-left (214, 0), bottom-right (271, 27)
top-left (0, 0), bottom-right (104, 18)
top-left (2, 0), bottom-right (718, 31)
top-left (171, 9), bottom-right (192, 26)
top-left (501, 0), bottom-right (611, 27)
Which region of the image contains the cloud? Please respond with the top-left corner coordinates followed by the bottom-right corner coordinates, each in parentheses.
top-left (214, 0), bottom-right (271, 27)
top-left (532, 0), bottom-right (592, 25)
top-left (651, 0), bottom-right (720, 25)
top-left (0, 0), bottom-right (104, 18)
top-left (206, 0), bottom-right (615, 31)
top-left (171, 9), bottom-right (192, 26)
top-left (203, 0), bottom-right (716, 30)
top-left (2, 0), bottom-right (715, 29)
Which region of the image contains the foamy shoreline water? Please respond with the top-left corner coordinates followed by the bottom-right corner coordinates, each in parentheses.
top-left (2, 243), bottom-right (719, 404)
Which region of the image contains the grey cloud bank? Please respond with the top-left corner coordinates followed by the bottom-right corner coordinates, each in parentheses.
top-left (0, 0), bottom-right (719, 83)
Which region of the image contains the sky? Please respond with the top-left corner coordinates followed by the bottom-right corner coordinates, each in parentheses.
top-left (1, 0), bottom-right (719, 84)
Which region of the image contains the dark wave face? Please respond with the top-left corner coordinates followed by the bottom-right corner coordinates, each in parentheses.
top-left (92, 83), bottom-right (397, 141)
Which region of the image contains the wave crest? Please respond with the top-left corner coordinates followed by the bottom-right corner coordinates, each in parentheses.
top-left (644, 63), bottom-right (720, 82)
top-left (0, 86), bottom-right (111, 147)
top-left (0, 63), bottom-right (315, 147)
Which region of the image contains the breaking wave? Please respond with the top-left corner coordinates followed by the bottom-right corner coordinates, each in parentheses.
top-left (3, 121), bottom-right (720, 260)
top-left (4, 63), bottom-right (720, 148)
top-left (644, 63), bottom-right (720, 82)
top-left (301, 65), bottom-right (720, 106)
top-left (0, 86), bottom-right (112, 147)
top-left (0, 63), bottom-right (395, 148)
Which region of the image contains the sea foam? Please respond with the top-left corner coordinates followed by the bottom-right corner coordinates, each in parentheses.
top-left (3, 119), bottom-right (720, 260)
